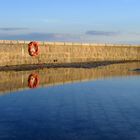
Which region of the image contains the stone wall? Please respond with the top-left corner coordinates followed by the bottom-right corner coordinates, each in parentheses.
top-left (0, 40), bottom-right (140, 66)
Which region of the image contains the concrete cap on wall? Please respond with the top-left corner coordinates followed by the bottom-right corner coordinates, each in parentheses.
top-left (54, 42), bottom-right (65, 46)
top-left (82, 43), bottom-right (90, 46)
top-left (44, 42), bottom-right (55, 45)
top-left (64, 42), bottom-right (73, 46)
top-left (17, 40), bottom-right (25, 44)
top-left (72, 43), bottom-right (82, 46)
top-left (0, 40), bottom-right (140, 48)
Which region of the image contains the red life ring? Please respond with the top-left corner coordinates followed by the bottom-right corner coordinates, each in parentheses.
top-left (28, 73), bottom-right (39, 88)
top-left (28, 42), bottom-right (39, 56)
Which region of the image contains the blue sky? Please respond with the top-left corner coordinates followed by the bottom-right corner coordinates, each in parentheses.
top-left (0, 0), bottom-right (140, 44)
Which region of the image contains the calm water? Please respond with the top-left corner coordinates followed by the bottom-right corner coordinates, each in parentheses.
top-left (0, 75), bottom-right (140, 140)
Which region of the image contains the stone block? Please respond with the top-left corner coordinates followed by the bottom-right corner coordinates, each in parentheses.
top-left (65, 42), bottom-right (73, 46)
top-left (54, 42), bottom-right (65, 46)
top-left (44, 42), bottom-right (55, 45)
top-left (72, 43), bottom-right (82, 46)
top-left (82, 43), bottom-right (90, 46)
top-left (18, 40), bottom-right (25, 44)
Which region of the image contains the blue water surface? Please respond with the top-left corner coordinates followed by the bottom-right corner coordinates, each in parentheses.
top-left (0, 76), bottom-right (140, 140)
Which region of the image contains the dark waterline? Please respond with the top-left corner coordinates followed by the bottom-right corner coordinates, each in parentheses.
top-left (0, 76), bottom-right (140, 140)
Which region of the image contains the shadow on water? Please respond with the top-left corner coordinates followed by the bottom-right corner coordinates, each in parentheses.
top-left (133, 68), bottom-right (140, 72)
top-left (0, 62), bottom-right (140, 94)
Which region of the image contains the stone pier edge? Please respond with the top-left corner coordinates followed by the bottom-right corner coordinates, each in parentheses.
top-left (0, 40), bottom-right (140, 47)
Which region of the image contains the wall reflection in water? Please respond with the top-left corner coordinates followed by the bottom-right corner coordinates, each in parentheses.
top-left (0, 62), bottom-right (140, 94)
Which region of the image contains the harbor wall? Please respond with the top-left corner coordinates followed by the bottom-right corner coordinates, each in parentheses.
top-left (0, 40), bottom-right (140, 66)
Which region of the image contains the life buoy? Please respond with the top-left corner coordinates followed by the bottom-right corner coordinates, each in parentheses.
top-left (28, 73), bottom-right (39, 88)
top-left (28, 42), bottom-right (39, 56)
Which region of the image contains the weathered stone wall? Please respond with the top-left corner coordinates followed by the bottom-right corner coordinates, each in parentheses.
top-left (0, 40), bottom-right (140, 66)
